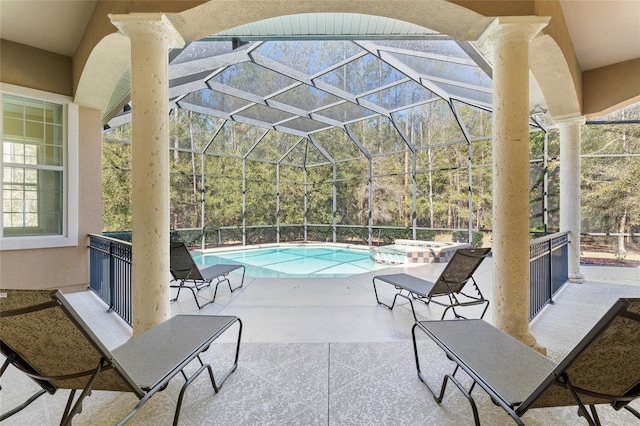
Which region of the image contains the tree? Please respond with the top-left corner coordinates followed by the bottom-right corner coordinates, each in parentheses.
top-left (102, 126), bottom-right (132, 231)
top-left (581, 105), bottom-right (640, 257)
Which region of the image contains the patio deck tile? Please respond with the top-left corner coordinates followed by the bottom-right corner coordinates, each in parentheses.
top-left (1, 261), bottom-right (639, 425)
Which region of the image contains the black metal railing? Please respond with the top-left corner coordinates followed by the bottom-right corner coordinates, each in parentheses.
top-left (89, 234), bottom-right (132, 325)
top-left (529, 232), bottom-right (570, 321)
top-left (163, 224), bottom-right (488, 249)
top-left (88, 229), bottom-right (570, 326)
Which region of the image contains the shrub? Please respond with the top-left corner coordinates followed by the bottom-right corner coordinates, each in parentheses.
top-left (452, 230), bottom-right (484, 248)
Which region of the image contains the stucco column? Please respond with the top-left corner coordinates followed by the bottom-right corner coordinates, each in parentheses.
top-left (480, 16), bottom-right (549, 351)
top-left (110, 14), bottom-right (184, 335)
top-left (558, 117), bottom-right (585, 283)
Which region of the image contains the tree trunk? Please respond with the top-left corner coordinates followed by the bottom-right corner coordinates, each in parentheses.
top-left (404, 123), bottom-right (411, 227)
top-left (617, 210), bottom-right (627, 259)
top-left (426, 122), bottom-right (434, 228)
top-left (173, 109), bottom-right (180, 165)
top-left (188, 111), bottom-right (199, 226)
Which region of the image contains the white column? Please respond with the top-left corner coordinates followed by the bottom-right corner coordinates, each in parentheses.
top-left (480, 16), bottom-right (549, 351)
top-left (110, 13), bottom-right (184, 335)
top-left (558, 117), bottom-right (585, 282)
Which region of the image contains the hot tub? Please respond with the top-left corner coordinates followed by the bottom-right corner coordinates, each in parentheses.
top-left (370, 240), bottom-right (471, 265)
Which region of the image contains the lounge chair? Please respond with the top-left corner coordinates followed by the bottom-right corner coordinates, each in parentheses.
top-left (0, 341), bottom-right (54, 421)
top-left (372, 247), bottom-right (491, 321)
top-left (411, 297), bottom-right (640, 425)
top-left (170, 242), bottom-right (246, 309)
top-left (0, 289), bottom-right (242, 425)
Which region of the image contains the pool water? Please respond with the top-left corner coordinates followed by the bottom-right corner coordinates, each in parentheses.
top-left (196, 245), bottom-right (389, 278)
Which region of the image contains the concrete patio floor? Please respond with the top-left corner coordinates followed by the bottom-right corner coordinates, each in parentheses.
top-left (1, 260), bottom-right (639, 425)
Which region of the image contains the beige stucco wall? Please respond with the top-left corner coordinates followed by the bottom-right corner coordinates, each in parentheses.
top-left (583, 58), bottom-right (640, 118)
top-left (0, 43), bottom-right (103, 291)
top-left (0, 39), bottom-right (73, 96)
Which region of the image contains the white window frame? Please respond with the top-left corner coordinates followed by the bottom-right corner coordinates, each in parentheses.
top-left (0, 83), bottom-right (78, 250)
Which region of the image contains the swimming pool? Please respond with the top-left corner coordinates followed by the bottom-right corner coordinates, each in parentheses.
top-left (195, 244), bottom-right (390, 278)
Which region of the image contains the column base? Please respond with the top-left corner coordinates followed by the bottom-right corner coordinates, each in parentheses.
top-left (568, 273), bottom-right (584, 283)
top-left (515, 331), bottom-right (547, 355)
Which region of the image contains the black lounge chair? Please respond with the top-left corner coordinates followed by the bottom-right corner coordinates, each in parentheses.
top-left (372, 247), bottom-right (491, 321)
top-left (0, 289), bottom-right (242, 425)
top-left (170, 242), bottom-right (245, 309)
top-left (412, 297), bottom-right (640, 425)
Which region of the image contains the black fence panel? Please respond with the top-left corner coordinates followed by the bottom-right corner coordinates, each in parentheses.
top-left (529, 232), bottom-right (570, 321)
top-left (89, 234), bottom-right (132, 326)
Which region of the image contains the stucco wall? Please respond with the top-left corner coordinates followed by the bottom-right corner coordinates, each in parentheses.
top-left (0, 40), bottom-right (73, 96)
top-left (583, 58), bottom-right (640, 118)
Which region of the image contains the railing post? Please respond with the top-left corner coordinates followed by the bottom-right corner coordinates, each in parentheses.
top-left (548, 238), bottom-right (554, 305)
top-left (108, 240), bottom-right (115, 313)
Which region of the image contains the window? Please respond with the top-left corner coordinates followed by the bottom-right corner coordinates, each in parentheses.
top-left (1, 84), bottom-right (78, 250)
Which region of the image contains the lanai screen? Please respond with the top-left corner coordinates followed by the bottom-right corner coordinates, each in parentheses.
top-left (103, 33), bottom-right (553, 247)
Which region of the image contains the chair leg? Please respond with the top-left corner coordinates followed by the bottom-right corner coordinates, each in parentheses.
top-left (373, 278), bottom-right (419, 320)
top-left (61, 389), bottom-right (77, 425)
top-left (187, 285), bottom-right (203, 309)
top-left (0, 389), bottom-right (47, 421)
top-left (212, 269), bottom-right (244, 302)
top-left (372, 278), bottom-right (388, 308)
top-left (589, 405), bottom-right (602, 425)
top-left (233, 266), bottom-right (246, 290)
top-left (624, 404), bottom-right (640, 419)
top-left (173, 363), bottom-right (210, 426)
top-left (224, 275), bottom-right (233, 292)
top-left (412, 323), bottom-right (456, 404)
top-left (170, 281), bottom-right (183, 303)
top-left (195, 280), bottom-right (211, 291)
top-left (389, 291), bottom-right (418, 321)
top-left (445, 373), bottom-right (483, 426)
top-left (442, 302), bottom-right (490, 320)
top-left (173, 318), bottom-right (242, 426)
top-left (479, 300), bottom-right (490, 319)
top-left (412, 324), bottom-right (485, 426)
top-left (212, 278), bottom-right (228, 302)
top-left (117, 319), bottom-right (243, 426)
top-left (412, 322), bottom-right (526, 426)
top-left (172, 280), bottom-right (219, 309)
top-left (564, 374), bottom-right (601, 426)
top-left (59, 361), bottom-right (105, 426)
top-left (405, 295), bottom-right (419, 322)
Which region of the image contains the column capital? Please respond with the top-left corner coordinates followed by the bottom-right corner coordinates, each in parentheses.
top-left (109, 13), bottom-right (184, 49)
top-left (478, 16), bottom-right (550, 47)
top-left (555, 116), bottom-right (586, 128)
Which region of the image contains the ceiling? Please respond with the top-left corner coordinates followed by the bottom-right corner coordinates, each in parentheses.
top-left (559, 0), bottom-right (640, 71)
top-left (0, 0), bottom-right (99, 57)
top-left (1, 0), bottom-right (638, 72)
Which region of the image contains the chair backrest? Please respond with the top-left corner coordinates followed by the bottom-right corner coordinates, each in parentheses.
top-left (519, 297), bottom-right (640, 414)
top-left (429, 247), bottom-right (491, 296)
top-left (0, 289), bottom-right (143, 396)
top-left (170, 242), bottom-right (203, 280)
